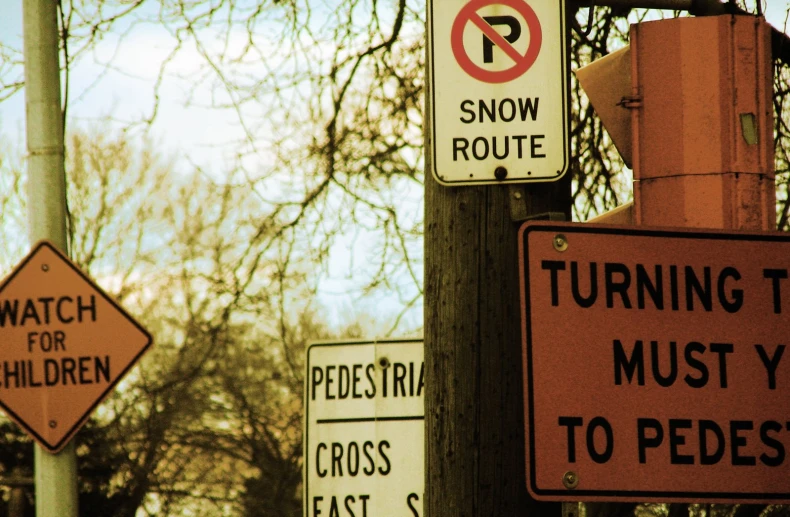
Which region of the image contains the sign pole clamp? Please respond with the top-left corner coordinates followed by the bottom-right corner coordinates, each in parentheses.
top-left (508, 185), bottom-right (566, 222)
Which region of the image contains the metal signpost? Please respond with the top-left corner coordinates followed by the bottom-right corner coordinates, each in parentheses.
top-left (427, 0), bottom-right (568, 185)
top-left (520, 222), bottom-right (790, 503)
top-left (304, 339), bottom-right (424, 517)
top-left (0, 242), bottom-right (153, 453)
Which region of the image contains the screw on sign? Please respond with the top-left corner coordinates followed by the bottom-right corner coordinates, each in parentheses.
top-left (451, 0), bottom-right (542, 84)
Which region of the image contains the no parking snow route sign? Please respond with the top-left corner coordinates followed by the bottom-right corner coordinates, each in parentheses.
top-left (428, 0), bottom-right (568, 185)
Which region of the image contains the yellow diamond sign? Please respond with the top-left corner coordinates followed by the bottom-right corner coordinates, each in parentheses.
top-left (0, 242), bottom-right (152, 452)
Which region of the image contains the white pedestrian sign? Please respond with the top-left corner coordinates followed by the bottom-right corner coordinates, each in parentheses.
top-left (304, 339), bottom-right (424, 517)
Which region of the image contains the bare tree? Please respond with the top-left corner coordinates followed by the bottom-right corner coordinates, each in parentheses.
top-left (1, 1), bottom-right (790, 515)
top-left (0, 126), bottom-right (346, 516)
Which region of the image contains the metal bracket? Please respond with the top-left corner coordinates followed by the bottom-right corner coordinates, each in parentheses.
top-left (618, 94), bottom-right (643, 109)
top-left (508, 186), bottom-right (567, 223)
top-left (508, 186), bottom-right (529, 222)
top-left (562, 502), bottom-right (581, 517)
top-left (526, 211), bottom-right (567, 222)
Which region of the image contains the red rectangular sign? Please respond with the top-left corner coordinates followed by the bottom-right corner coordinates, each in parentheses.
top-left (519, 222), bottom-right (790, 503)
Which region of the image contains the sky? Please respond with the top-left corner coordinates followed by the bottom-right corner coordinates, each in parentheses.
top-left (768, 1), bottom-right (790, 28)
top-left (0, 3), bottom-right (252, 171)
top-left (0, 1), bottom-right (787, 337)
top-left (1, 1), bottom-right (786, 145)
top-left (0, 1), bottom-right (426, 336)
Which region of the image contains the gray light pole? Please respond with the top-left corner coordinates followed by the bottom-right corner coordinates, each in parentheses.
top-left (22, 0), bottom-right (79, 515)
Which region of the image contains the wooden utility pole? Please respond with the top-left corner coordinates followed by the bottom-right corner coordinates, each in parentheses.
top-left (424, 0), bottom-right (572, 509)
top-left (424, 134), bottom-right (570, 516)
top-left (22, 0), bottom-right (79, 515)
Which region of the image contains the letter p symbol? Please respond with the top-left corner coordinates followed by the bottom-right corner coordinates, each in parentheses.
top-left (482, 16), bottom-right (521, 63)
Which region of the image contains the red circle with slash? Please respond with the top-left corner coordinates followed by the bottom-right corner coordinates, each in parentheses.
top-left (451, 0), bottom-right (542, 84)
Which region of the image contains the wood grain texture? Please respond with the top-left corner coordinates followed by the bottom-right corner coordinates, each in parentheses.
top-left (424, 170), bottom-right (570, 516)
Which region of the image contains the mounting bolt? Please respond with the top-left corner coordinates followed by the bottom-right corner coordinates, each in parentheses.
top-left (41, 264), bottom-right (49, 272)
top-left (553, 234), bottom-right (568, 252)
top-left (378, 357), bottom-right (390, 369)
top-left (48, 420), bottom-right (57, 429)
top-left (562, 471), bottom-right (579, 490)
top-left (494, 166), bottom-right (508, 180)
top-left (513, 191), bottom-right (523, 200)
